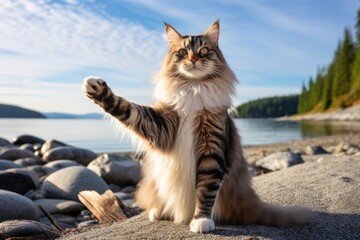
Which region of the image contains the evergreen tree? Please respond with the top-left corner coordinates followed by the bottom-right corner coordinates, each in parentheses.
top-left (322, 63), bottom-right (335, 110)
top-left (351, 8), bottom-right (360, 85)
top-left (332, 28), bottom-right (355, 96)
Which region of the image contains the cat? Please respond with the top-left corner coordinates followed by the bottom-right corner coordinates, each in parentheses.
top-left (82, 20), bottom-right (313, 233)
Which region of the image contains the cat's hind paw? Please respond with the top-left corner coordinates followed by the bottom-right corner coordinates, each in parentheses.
top-left (82, 76), bottom-right (107, 98)
top-left (148, 208), bottom-right (160, 222)
top-left (190, 217), bottom-right (215, 233)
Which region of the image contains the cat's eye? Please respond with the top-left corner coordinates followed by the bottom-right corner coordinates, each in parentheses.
top-left (178, 48), bottom-right (188, 57)
top-left (199, 47), bottom-right (209, 56)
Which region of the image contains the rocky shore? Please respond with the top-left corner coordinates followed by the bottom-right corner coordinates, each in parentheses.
top-left (277, 104), bottom-right (360, 121)
top-left (0, 133), bottom-right (359, 239)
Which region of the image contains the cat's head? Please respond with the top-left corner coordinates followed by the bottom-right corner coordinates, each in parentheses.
top-left (163, 20), bottom-right (227, 80)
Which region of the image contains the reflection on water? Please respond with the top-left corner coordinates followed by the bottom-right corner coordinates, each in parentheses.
top-left (299, 121), bottom-right (360, 138)
top-left (0, 118), bottom-right (359, 152)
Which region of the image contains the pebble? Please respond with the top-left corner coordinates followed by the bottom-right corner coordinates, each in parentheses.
top-left (40, 139), bottom-right (69, 156)
top-left (0, 220), bottom-right (60, 239)
top-left (43, 146), bottom-right (97, 165)
top-left (41, 166), bottom-right (109, 201)
top-left (39, 214), bottom-right (77, 229)
top-left (0, 159), bottom-right (23, 170)
top-left (34, 198), bottom-right (84, 216)
top-left (0, 190), bottom-right (39, 222)
top-left (305, 146), bottom-right (328, 155)
top-left (44, 159), bottom-right (82, 170)
top-left (5, 168), bottom-right (40, 187)
top-left (77, 220), bottom-right (99, 227)
top-left (0, 148), bottom-right (36, 160)
top-left (0, 137), bottom-right (10, 146)
top-left (12, 134), bottom-right (45, 145)
top-left (0, 171), bottom-right (37, 194)
top-left (114, 191), bottom-right (133, 201)
top-left (255, 151), bottom-right (304, 171)
top-left (88, 153), bottom-right (141, 187)
top-left (14, 157), bottom-right (44, 167)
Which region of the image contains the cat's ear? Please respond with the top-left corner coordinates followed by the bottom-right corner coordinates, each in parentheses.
top-left (204, 19), bottom-right (220, 46)
top-left (164, 22), bottom-right (181, 49)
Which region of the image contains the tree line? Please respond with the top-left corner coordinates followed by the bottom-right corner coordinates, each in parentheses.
top-left (236, 95), bottom-right (299, 118)
top-left (298, 8), bottom-right (360, 113)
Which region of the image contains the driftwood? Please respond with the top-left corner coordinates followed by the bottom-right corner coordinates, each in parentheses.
top-left (78, 190), bottom-right (127, 224)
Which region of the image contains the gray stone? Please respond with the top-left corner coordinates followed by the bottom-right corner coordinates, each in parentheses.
top-left (0, 171), bottom-right (36, 194)
top-left (0, 190), bottom-right (39, 222)
top-left (19, 143), bottom-right (35, 152)
top-left (77, 220), bottom-right (99, 227)
top-left (27, 165), bottom-right (48, 178)
top-left (40, 139), bottom-right (69, 156)
top-left (41, 166), bottom-right (109, 201)
top-left (121, 185), bottom-right (136, 194)
top-left (88, 153), bottom-right (140, 187)
top-left (0, 159), bottom-right (22, 170)
top-left (39, 214), bottom-right (77, 229)
top-left (0, 137), bottom-right (10, 146)
top-left (255, 151), bottom-right (304, 171)
top-left (34, 199), bottom-right (83, 217)
top-left (12, 134), bottom-right (45, 145)
top-left (5, 168), bottom-right (40, 187)
top-left (114, 191), bottom-right (133, 201)
top-left (14, 157), bottom-right (43, 167)
top-left (121, 198), bottom-right (136, 208)
top-left (44, 159), bottom-right (82, 170)
top-left (0, 148), bottom-right (35, 160)
top-left (0, 220), bottom-right (60, 239)
top-left (109, 183), bottom-right (122, 192)
top-left (305, 146), bottom-right (328, 155)
top-left (43, 146), bottom-right (97, 165)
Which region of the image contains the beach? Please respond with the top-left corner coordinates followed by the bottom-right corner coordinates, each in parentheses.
top-left (0, 132), bottom-right (359, 239)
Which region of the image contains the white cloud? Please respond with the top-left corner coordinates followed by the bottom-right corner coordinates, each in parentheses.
top-left (0, 0), bottom-right (165, 82)
top-left (0, 0), bottom-right (166, 112)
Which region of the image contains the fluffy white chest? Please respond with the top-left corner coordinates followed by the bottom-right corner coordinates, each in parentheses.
top-left (148, 114), bottom-right (196, 223)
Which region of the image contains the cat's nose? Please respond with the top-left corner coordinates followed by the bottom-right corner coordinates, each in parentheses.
top-left (188, 52), bottom-right (199, 64)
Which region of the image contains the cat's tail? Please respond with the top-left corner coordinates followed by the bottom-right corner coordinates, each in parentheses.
top-left (214, 187), bottom-right (314, 226)
top-left (255, 201), bottom-right (314, 226)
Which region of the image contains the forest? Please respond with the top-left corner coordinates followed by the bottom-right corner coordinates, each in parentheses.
top-left (298, 8), bottom-right (360, 113)
top-left (236, 95), bottom-right (299, 118)
top-left (238, 8), bottom-right (360, 118)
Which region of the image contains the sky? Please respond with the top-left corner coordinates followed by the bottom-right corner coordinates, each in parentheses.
top-left (0, 0), bottom-right (358, 114)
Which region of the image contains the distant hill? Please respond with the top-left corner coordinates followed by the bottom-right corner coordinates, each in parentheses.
top-left (44, 112), bottom-right (103, 119)
top-left (236, 95), bottom-right (299, 118)
top-left (0, 104), bottom-right (46, 118)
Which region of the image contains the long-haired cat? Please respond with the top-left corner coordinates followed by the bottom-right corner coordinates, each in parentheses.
top-left (82, 20), bottom-right (312, 233)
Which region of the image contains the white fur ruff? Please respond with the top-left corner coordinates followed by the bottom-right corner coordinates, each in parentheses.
top-left (147, 114), bottom-right (196, 223)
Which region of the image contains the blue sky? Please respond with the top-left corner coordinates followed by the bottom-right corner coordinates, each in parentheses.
top-left (0, 0), bottom-right (358, 114)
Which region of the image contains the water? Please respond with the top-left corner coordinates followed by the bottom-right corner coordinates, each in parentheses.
top-left (1, 118), bottom-right (360, 153)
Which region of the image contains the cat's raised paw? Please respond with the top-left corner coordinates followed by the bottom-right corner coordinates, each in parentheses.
top-left (82, 76), bottom-right (107, 98)
top-left (190, 218), bottom-right (215, 233)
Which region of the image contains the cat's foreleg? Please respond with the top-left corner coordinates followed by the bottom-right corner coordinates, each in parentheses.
top-left (190, 155), bottom-right (225, 233)
top-left (82, 76), bottom-right (178, 150)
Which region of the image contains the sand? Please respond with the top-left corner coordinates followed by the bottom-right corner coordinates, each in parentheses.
top-left (60, 142), bottom-right (360, 239)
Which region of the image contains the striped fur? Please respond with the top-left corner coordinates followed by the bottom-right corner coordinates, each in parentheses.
top-left (82, 20), bottom-right (313, 233)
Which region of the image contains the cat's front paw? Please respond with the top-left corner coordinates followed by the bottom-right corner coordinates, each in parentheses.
top-left (190, 218), bottom-right (215, 233)
top-left (82, 76), bottom-right (108, 99)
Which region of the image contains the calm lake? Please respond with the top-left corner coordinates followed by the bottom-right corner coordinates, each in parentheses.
top-left (1, 118), bottom-right (360, 153)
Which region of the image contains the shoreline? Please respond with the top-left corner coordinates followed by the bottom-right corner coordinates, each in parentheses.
top-left (276, 104), bottom-right (360, 121)
top-left (0, 133), bottom-right (359, 239)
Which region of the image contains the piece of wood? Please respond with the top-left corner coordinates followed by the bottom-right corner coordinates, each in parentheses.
top-left (78, 190), bottom-right (127, 223)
